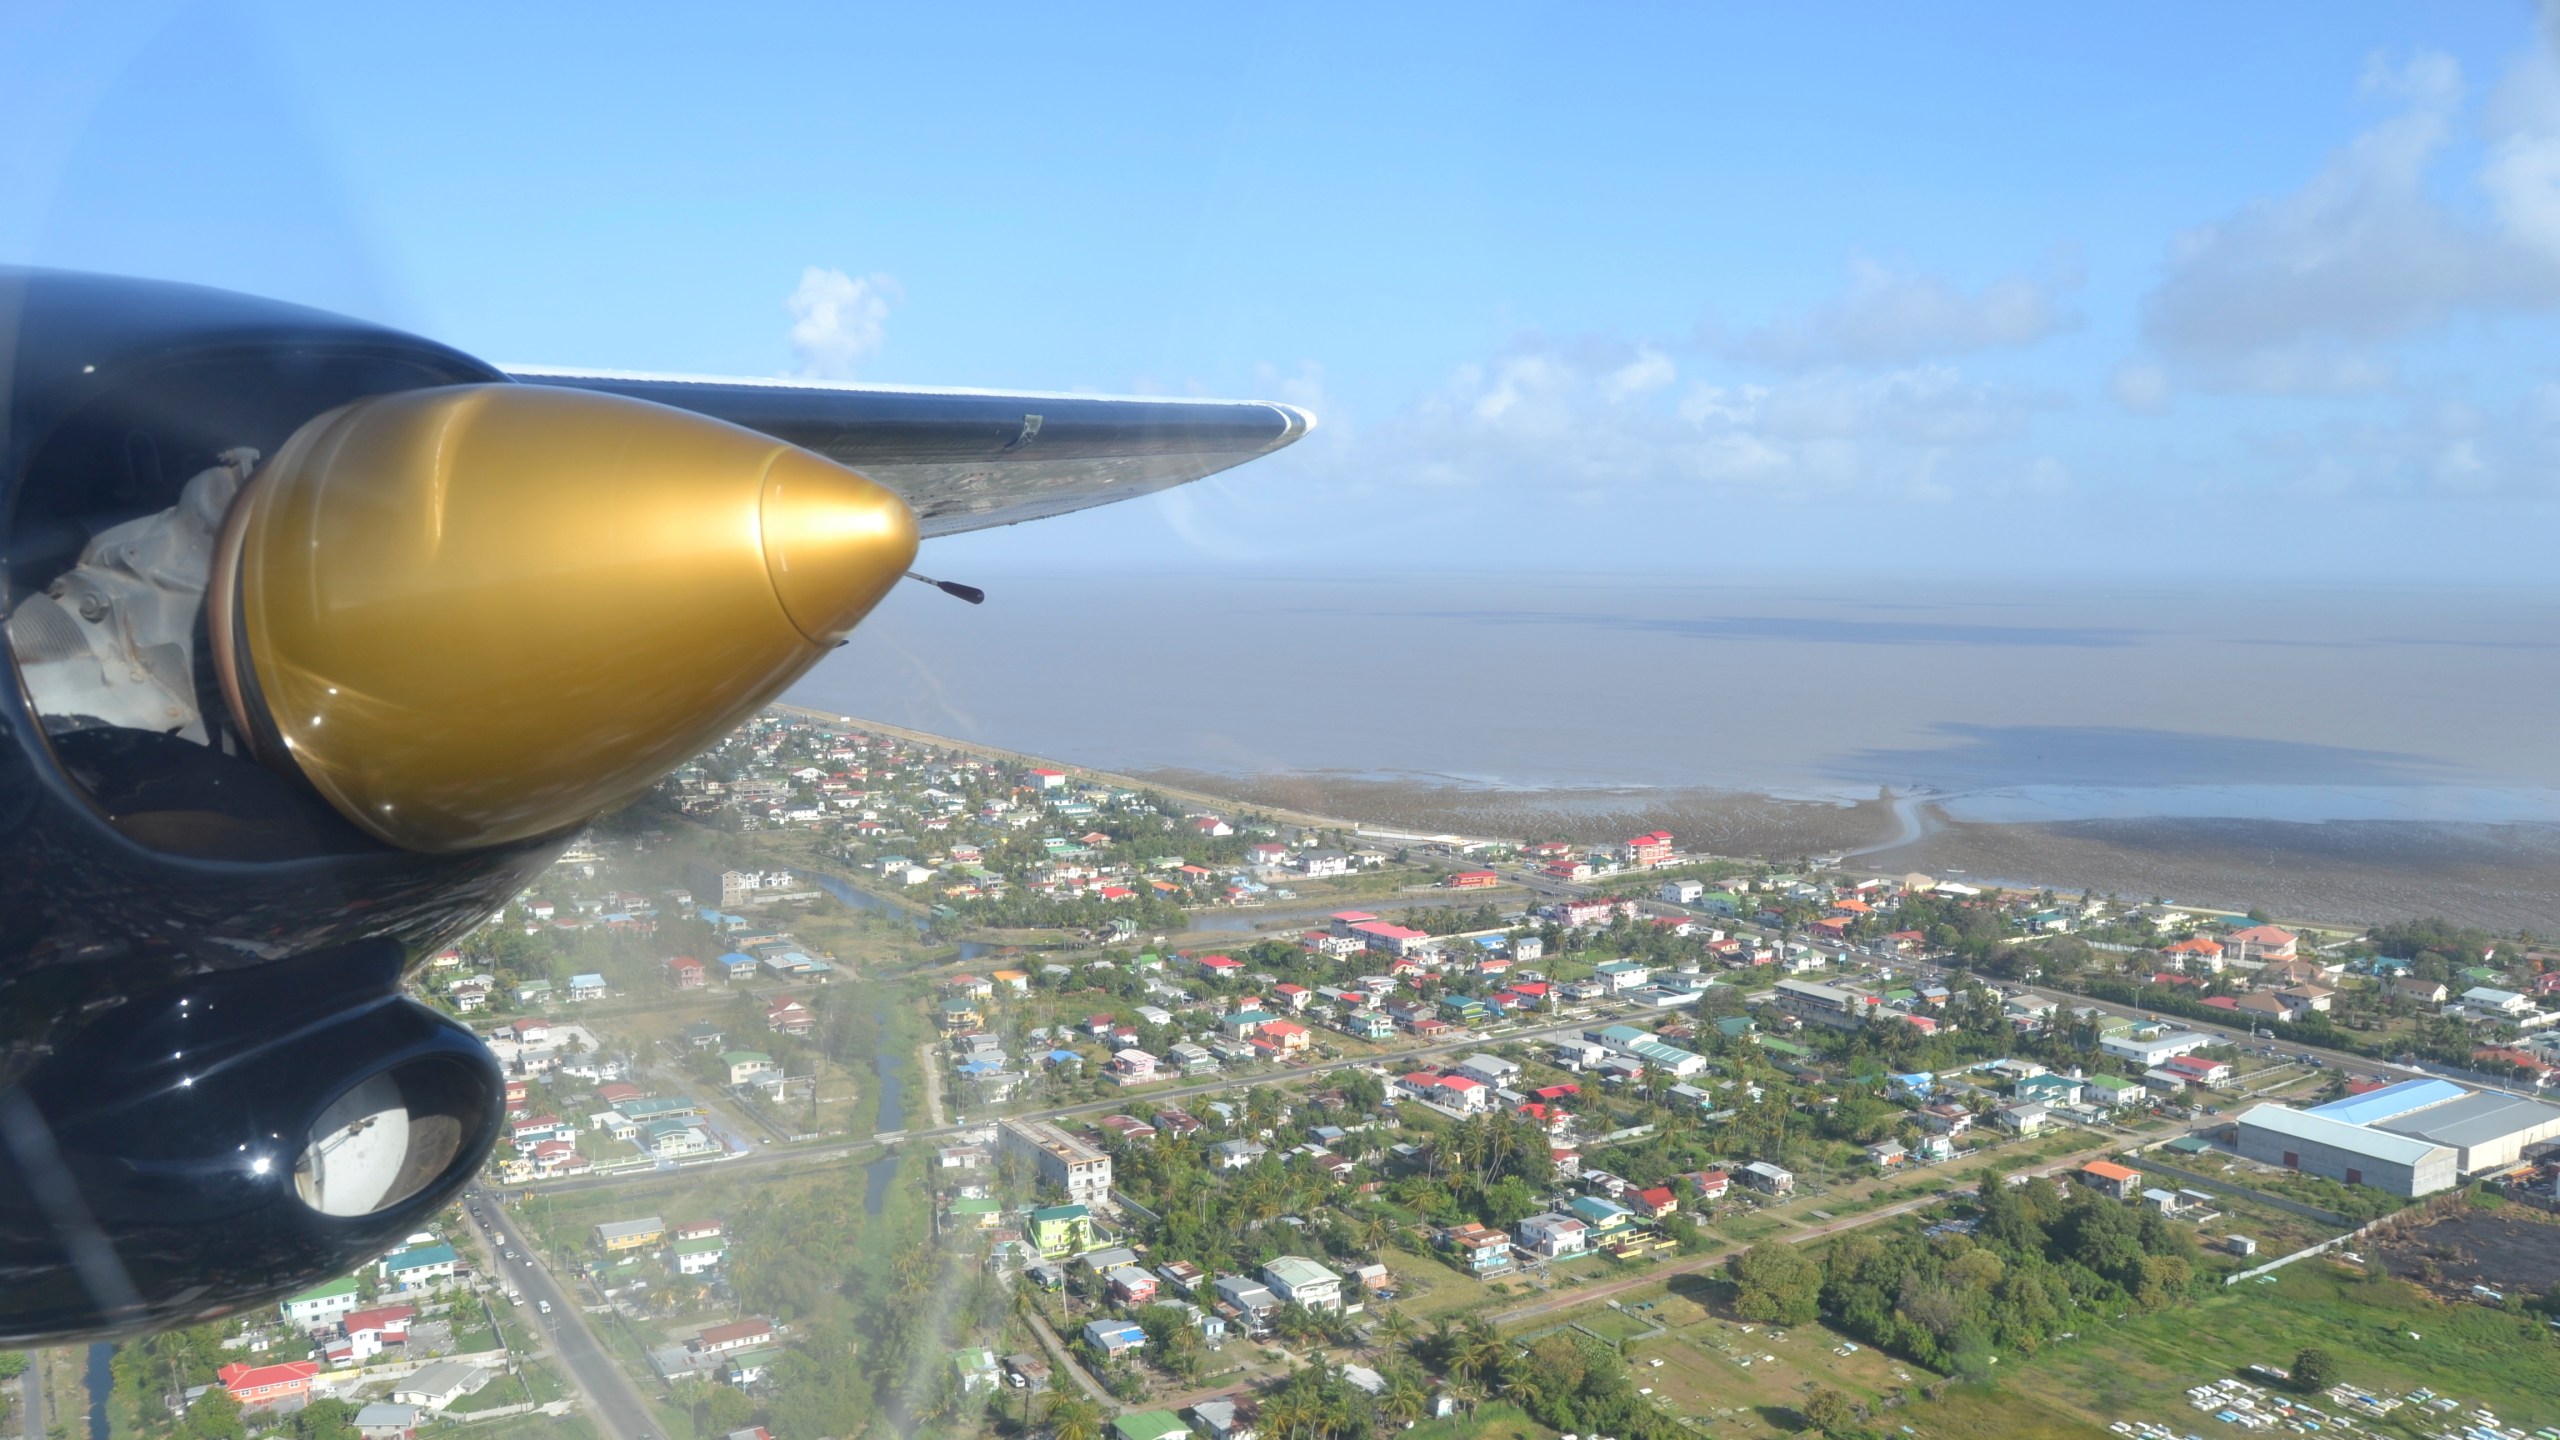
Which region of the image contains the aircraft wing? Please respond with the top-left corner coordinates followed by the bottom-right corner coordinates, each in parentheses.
top-left (505, 368), bottom-right (1312, 537)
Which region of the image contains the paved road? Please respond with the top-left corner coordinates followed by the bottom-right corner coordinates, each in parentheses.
top-left (20, 1351), bottom-right (39, 1440)
top-left (456, 1186), bottom-right (661, 1440)
top-left (1482, 1135), bottom-right (2137, 1329)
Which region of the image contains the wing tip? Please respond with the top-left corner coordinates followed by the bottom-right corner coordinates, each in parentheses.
top-left (1270, 402), bottom-right (1317, 447)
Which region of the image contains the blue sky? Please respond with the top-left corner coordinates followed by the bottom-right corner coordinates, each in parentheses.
top-left (7, 2), bottom-right (2560, 577)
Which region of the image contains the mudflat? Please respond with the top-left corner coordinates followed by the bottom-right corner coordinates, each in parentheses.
top-left (1146, 767), bottom-right (2560, 930)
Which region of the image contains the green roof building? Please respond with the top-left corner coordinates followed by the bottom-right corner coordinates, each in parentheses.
top-left (1114, 1412), bottom-right (1190, 1440)
top-left (1029, 1203), bottom-right (1093, 1257)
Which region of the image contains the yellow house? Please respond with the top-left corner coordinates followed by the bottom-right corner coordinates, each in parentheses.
top-left (595, 1217), bottom-right (665, 1252)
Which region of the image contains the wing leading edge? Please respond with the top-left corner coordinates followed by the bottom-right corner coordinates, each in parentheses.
top-left (505, 368), bottom-right (1312, 538)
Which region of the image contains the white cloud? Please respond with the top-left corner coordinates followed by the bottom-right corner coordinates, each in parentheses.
top-left (2233, 384), bottom-right (2560, 498)
top-left (1730, 256), bottom-right (2079, 368)
top-left (2139, 45), bottom-right (2560, 394)
top-left (1349, 336), bottom-right (2038, 504)
top-left (785, 266), bottom-right (901, 379)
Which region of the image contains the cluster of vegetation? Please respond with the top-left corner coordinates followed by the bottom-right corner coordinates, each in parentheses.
top-left (1412, 1321), bottom-right (1685, 1440)
top-left (722, 1164), bottom-right (1006, 1437)
top-left (1731, 1169), bottom-right (2202, 1377)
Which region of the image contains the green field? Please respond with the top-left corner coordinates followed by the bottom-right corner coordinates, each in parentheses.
top-left (2003, 1261), bottom-right (2560, 1437)
top-left (1490, 1245), bottom-right (2560, 1440)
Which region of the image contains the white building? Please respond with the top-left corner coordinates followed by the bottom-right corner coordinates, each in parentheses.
top-left (1515, 1213), bottom-right (1588, 1259)
top-left (2098, 1031), bottom-right (2215, 1067)
top-left (1260, 1255), bottom-right (1343, 1312)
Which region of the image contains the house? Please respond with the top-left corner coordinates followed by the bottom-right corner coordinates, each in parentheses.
top-left (2227, 923), bottom-right (2299, 960)
top-left (596, 1217), bottom-right (666, 1252)
top-left (723, 1050), bottom-right (779, 1086)
top-left (353, 1403), bottom-right (422, 1440)
top-left (690, 1318), bottom-right (778, 1358)
top-left (2161, 1054), bottom-right (2233, 1086)
top-left (1685, 1169), bottom-right (1732, 1201)
top-left (378, 1243), bottom-right (459, 1291)
top-left (1107, 1266), bottom-right (1160, 1304)
top-left (1516, 1212), bottom-right (1589, 1259)
top-left (1864, 1140), bottom-right (1908, 1170)
top-left (568, 972), bottom-right (607, 1002)
top-left (1438, 1222), bottom-right (1514, 1275)
top-left (1739, 1161), bottom-right (1795, 1195)
top-left (1028, 1204), bottom-right (1094, 1257)
top-left (218, 1361), bottom-right (321, 1410)
top-left (2277, 984), bottom-right (2335, 1016)
top-left (390, 1360), bottom-right (489, 1411)
top-left (1210, 1138), bottom-right (1269, 1169)
top-left (767, 999), bottom-right (814, 1035)
top-left (1261, 1255), bottom-right (1343, 1312)
top-left (2163, 936), bottom-right (2225, 971)
top-left (1084, 1320), bottom-right (1147, 1358)
top-left (1192, 1398), bottom-right (1257, 1440)
top-left (2464, 986), bottom-right (2532, 1016)
top-left (2080, 1160), bottom-right (2143, 1200)
top-left (2393, 976), bottom-right (2451, 1005)
top-left (335, 1304), bottom-right (416, 1362)
top-left (280, 1276), bottom-right (362, 1329)
top-left (1629, 1185), bottom-right (1680, 1218)
top-left (665, 956), bottom-right (706, 989)
top-left (674, 1236), bottom-right (728, 1274)
top-left (1212, 1276), bottom-right (1281, 1331)
top-left (1998, 1102), bottom-right (2050, 1135)
top-left (1113, 1412), bottom-right (1189, 1440)
top-left (2013, 1074), bottom-right (2084, 1108)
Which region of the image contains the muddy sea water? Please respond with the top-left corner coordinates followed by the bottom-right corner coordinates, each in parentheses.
top-left (787, 573), bottom-right (2560, 827)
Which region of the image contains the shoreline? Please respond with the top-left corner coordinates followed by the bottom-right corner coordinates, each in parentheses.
top-left (780, 706), bottom-right (2560, 933)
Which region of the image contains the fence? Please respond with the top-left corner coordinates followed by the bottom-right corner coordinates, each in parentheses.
top-left (2220, 1214), bottom-right (2392, 1286)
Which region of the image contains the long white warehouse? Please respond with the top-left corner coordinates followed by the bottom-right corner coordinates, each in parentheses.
top-left (2234, 1104), bottom-right (2457, 1198)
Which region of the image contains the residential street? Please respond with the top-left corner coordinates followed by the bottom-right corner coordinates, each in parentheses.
top-left (455, 1185), bottom-right (663, 1440)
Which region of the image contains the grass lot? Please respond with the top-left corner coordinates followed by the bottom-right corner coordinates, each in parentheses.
top-left (1398, 1401), bottom-right (1541, 1440)
top-left (2004, 1263), bottom-right (2560, 1437)
top-left (1378, 1250), bottom-right (1501, 1321)
top-left (439, 1414), bottom-right (603, 1440)
top-left (1488, 1203), bottom-right (2560, 1440)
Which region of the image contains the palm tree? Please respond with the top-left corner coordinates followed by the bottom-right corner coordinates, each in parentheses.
top-left (1374, 1307), bottom-right (1418, 1353)
top-left (1500, 1374), bottom-right (1545, 1414)
top-left (1260, 1394), bottom-right (1311, 1440)
top-left (1381, 1376), bottom-right (1429, 1426)
top-left (1042, 1394), bottom-right (1102, 1440)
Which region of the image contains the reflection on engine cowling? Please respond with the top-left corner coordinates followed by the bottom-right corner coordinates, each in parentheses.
top-left (294, 1058), bottom-right (476, 1218)
top-left (6, 449), bottom-right (252, 745)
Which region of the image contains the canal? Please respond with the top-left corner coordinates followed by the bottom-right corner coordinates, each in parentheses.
top-left (798, 870), bottom-right (991, 960)
top-left (863, 1051), bottom-right (906, 1214)
top-left (84, 1342), bottom-right (109, 1440)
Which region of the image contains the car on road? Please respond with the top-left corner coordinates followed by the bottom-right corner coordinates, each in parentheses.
top-left (538, 1301), bottom-right (552, 1314)
top-left (503, 1249), bottom-right (516, 1259)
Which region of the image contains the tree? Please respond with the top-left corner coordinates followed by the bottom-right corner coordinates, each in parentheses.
top-left (1801, 1387), bottom-right (1858, 1436)
top-left (2291, 1346), bottom-right (2338, 1393)
top-left (1040, 1394), bottom-right (1103, 1440)
top-left (1729, 1242), bottom-right (1822, 1325)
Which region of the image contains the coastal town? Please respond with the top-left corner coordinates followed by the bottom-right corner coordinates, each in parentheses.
top-left (62, 708), bottom-right (2560, 1440)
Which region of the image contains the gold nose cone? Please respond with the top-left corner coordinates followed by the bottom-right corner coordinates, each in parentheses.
top-left (215, 383), bottom-right (917, 853)
top-left (761, 447), bottom-right (916, 645)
